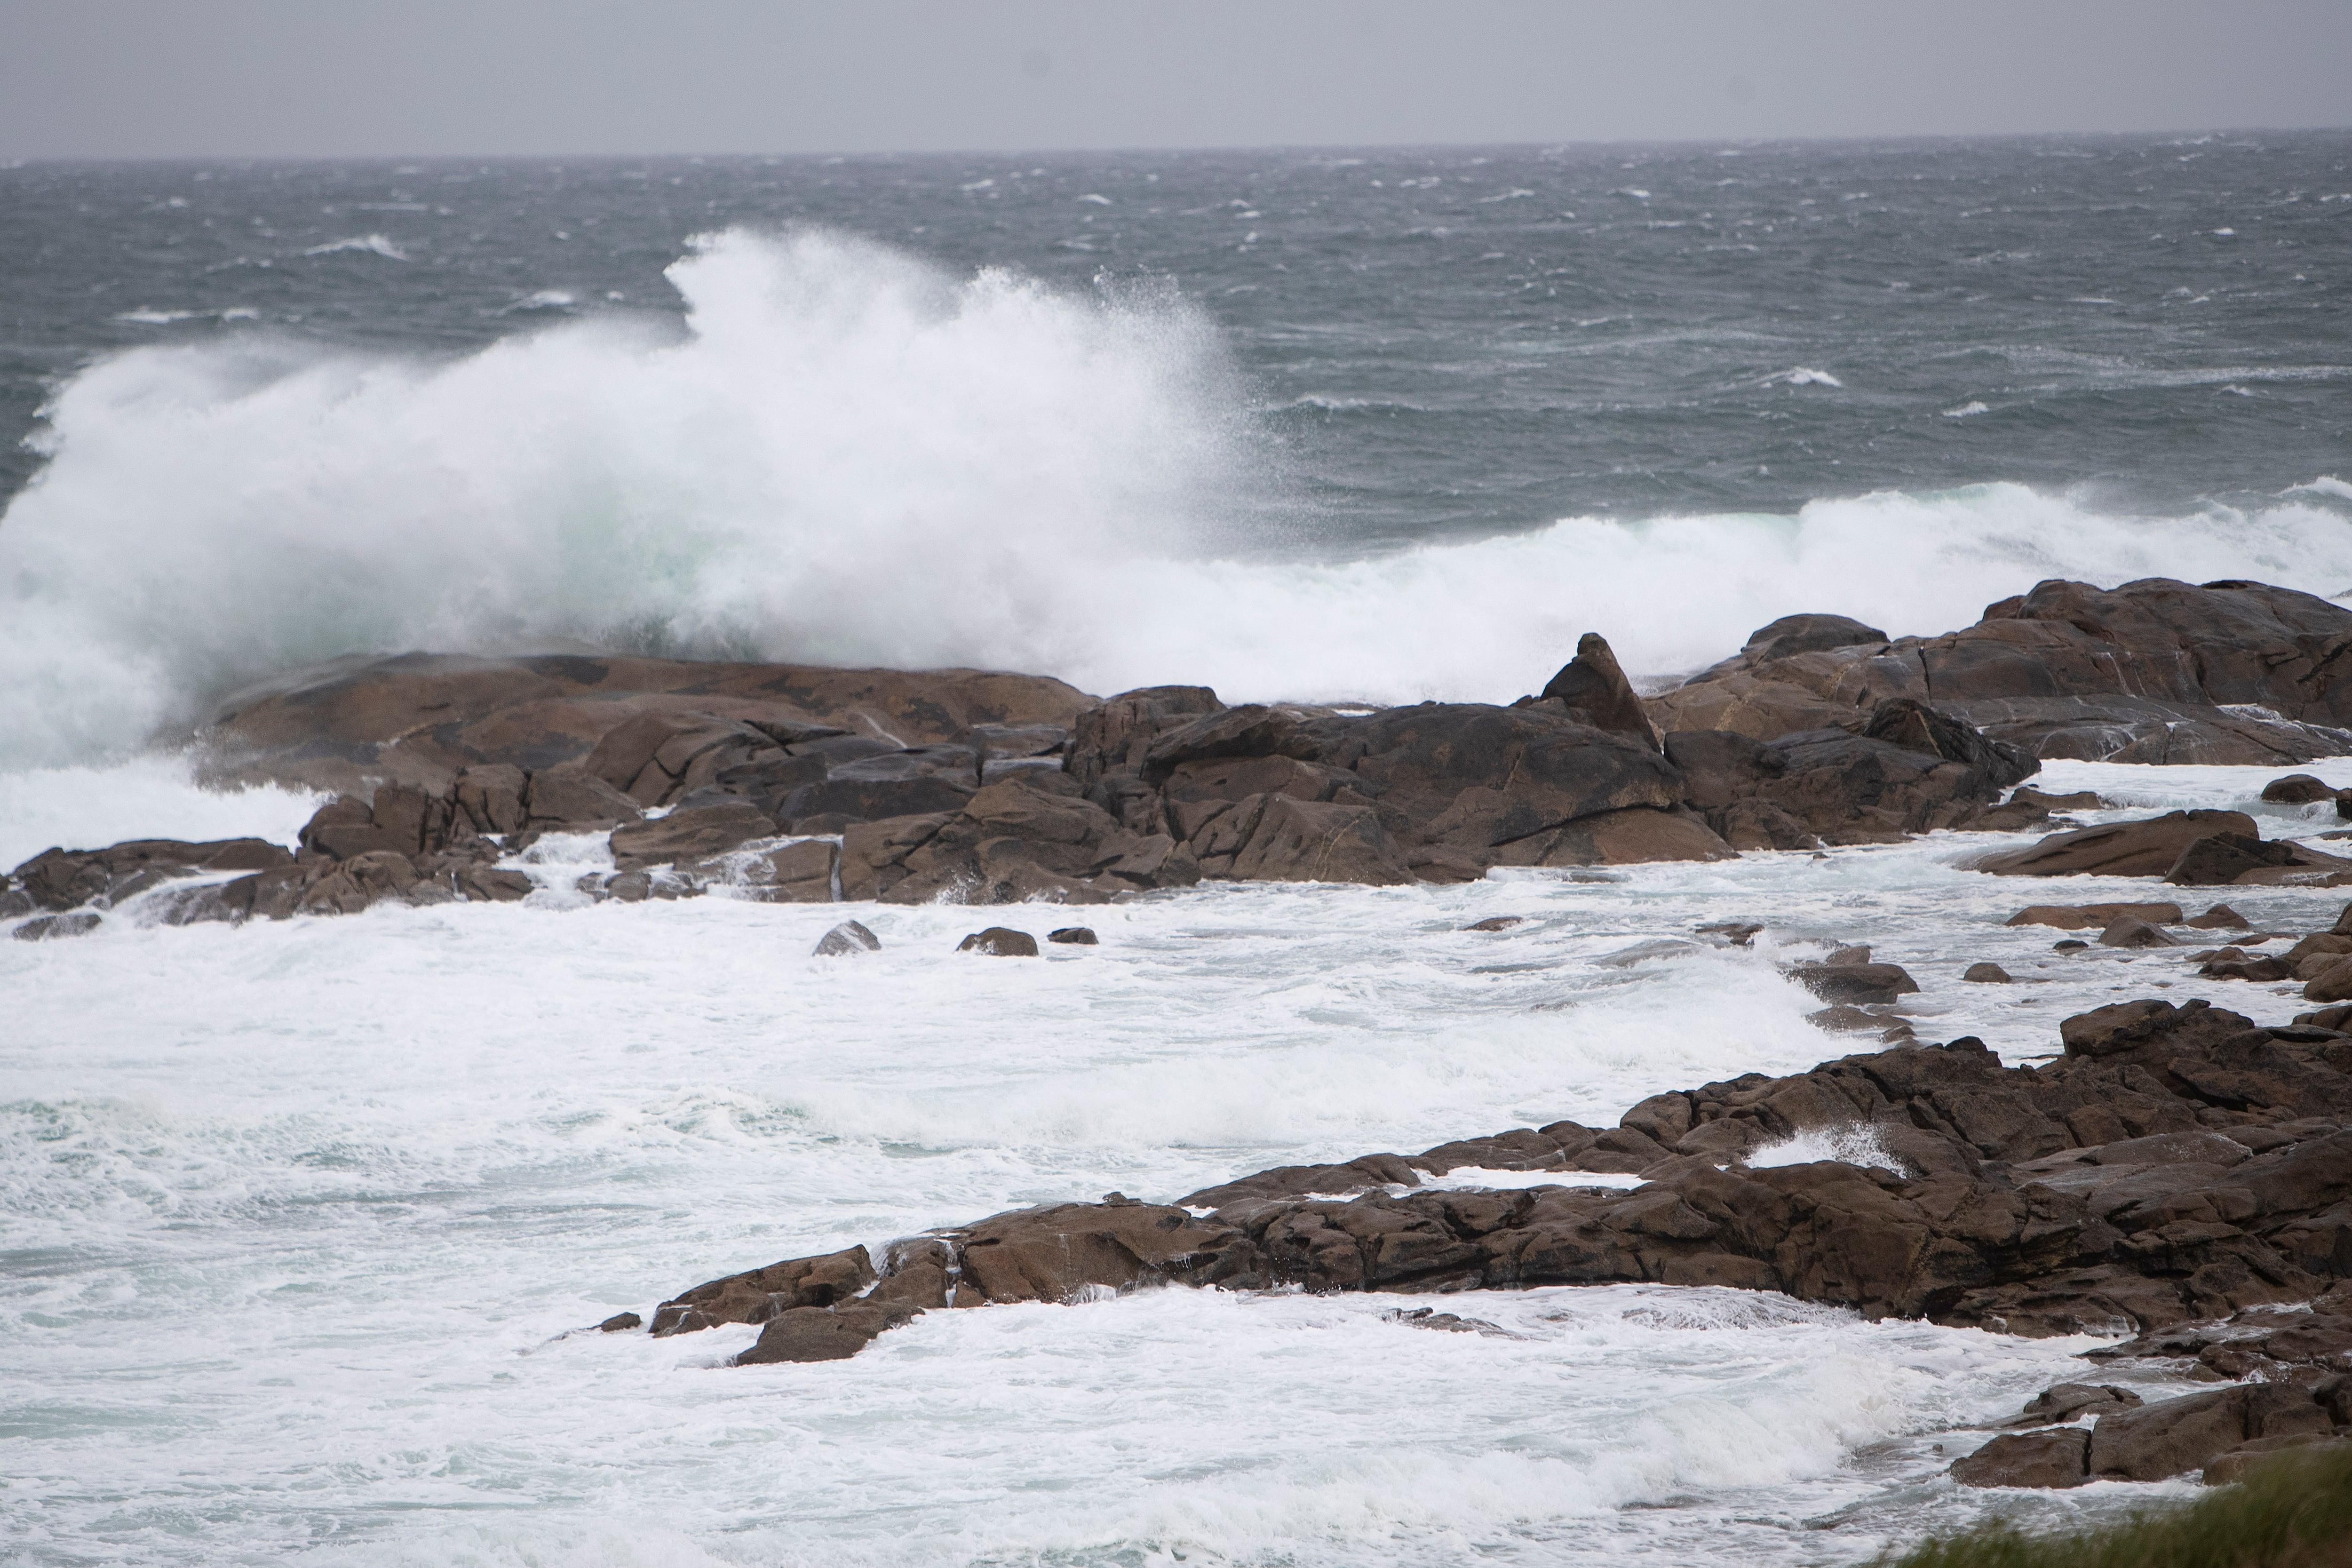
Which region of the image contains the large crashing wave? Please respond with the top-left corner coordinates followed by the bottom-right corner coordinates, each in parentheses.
top-left (2, 226), bottom-right (2350, 772)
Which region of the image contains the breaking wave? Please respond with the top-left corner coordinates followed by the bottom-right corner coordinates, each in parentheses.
top-left (3, 226), bottom-right (2351, 771)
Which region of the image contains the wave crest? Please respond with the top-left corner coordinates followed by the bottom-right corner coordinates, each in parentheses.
top-left (2, 227), bottom-right (2350, 772)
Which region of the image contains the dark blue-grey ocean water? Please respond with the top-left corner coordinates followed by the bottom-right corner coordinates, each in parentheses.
top-left (4, 134), bottom-right (2347, 545)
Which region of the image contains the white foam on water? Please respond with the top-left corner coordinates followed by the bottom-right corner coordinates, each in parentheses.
top-left (1748, 1124), bottom-right (1898, 1170)
top-left (302, 233), bottom-right (410, 259)
top-left (0, 753), bottom-right (321, 868)
top-left (0, 757), bottom-right (2320, 1563)
top-left (1418, 1167), bottom-right (1649, 1191)
top-left (5, 228), bottom-right (2352, 769)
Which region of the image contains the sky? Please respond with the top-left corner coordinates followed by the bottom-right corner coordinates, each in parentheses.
top-left (1, 0), bottom-right (2347, 160)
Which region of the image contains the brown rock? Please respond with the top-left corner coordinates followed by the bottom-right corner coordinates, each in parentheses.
top-left (597, 1312), bottom-right (642, 1332)
top-left (958, 927), bottom-right (1039, 956)
top-left (2099, 915), bottom-right (2179, 948)
top-left (1223, 795), bottom-right (1411, 886)
top-left (2165, 832), bottom-right (2296, 887)
top-left (2012, 787), bottom-right (2104, 811)
top-left (2204, 1434), bottom-right (2352, 1486)
top-left (735, 1300), bottom-right (923, 1365)
top-left (2204, 955), bottom-right (2295, 982)
top-left (1791, 963), bottom-right (1920, 1005)
top-left (687, 838), bottom-right (834, 902)
top-left (1646, 578), bottom-right (2352, 764)
top-left (2013, 1382), bottom-right (2144, 1425)
top-left (2262, 774), bottom-right (2336, 804)
top-left (1493, 806), bottom-right (1736, 868)
top-left (952, 1202), bottom-right (1248, 1304)
top-left (453, 764), bottom-right (527, 835)
top-left (1964, 962), bottom-right (2013, 983)
top-left (2088, 1388), bottom-right (2250, 1480)
top-left (609, 803), bottom-right (778, 872)
top-left (651, 1245), bottom-right (878, 1335)
top-left (1140, 705), bottom-right (1318, 785)
top-left (1951, 1427), bottom-right (2091, 1488)
top-left (1535, 632), bottom-right (1661, 750)
top-left (838, 812), bottom-right (955, 901)
top-left (8, 836), bottom-right (296, 913)
top-left (523, 764), bottom-right (644, 830)
top-left (200, 651), bottom-right (1097, 796)
top-left (1065, 685), bottom-right (1223, 787)
top-left (2305, 959), bottom-right (2352, 1004)
top-left (2186, 903), bottom-right (2251, 930)
top-left (2006, 902), bottom-right (2184, 930)
top-left (1046, 927), bottom-right (1098, 945)
top-left (1978, 810), bottom-right (2260, 878)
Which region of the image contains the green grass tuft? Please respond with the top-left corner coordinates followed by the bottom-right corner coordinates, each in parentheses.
top-left (1879, 1447), bottom-right (2352, 1568)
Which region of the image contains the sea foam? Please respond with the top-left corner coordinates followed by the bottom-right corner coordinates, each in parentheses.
top-left (1, 226), bottom-right (2349, 772)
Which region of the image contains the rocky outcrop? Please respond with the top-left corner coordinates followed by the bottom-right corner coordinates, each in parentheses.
top-left (642, 986), bottom-right (2352, 1377)
top-left (196, 651), bottom-right (1097, 797)
top-left (1666, 701), bottom-right (2035, 852)
top-left (1979, 810), bottom-right (2352, 887)
top-left (1950, 1364), bottom-right (2350, 1487)
top-left (1529, 633), bottom-right (1661, 750)
top-left (4, 837), bottom-right (293, 915)
top-left (1647, 577), bottom-right (2352, 764)
top-left (19, 621), bottom-right (2085, 932)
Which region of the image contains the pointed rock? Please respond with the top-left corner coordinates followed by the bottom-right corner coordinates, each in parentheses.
top-left (1538, 633), bottom-right (1660, 751)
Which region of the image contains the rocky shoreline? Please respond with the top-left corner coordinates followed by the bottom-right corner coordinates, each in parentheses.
top-left (632, 970), bottom-right (2352, 1491)
top-left (8, 571), bottom-right (2352, 1501)
top-left (14, 573), bottom-right (2352, 931)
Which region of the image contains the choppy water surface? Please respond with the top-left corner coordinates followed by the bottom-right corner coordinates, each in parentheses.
top-left (2, 758), bottom-right (2341, 1566)
top-left (0, 138), bottom-right (2347, 764)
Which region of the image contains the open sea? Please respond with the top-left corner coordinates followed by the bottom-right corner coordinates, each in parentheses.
top-left (1, 134), bottom-right (2349, 1565)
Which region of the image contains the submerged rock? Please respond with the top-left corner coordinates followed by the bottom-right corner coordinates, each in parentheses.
top-left (11, 911), bottom-right (101, 941)
top-left (957, 927), bottom-right (1039, 957)
top-left (812, 920), bottom-right (881, 957)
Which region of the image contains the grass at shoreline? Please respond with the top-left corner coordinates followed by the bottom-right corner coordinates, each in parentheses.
top-left (1878, 1447), bottom-right (2352, 1568)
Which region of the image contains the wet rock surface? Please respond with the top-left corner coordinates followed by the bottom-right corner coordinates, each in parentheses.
top-left (1647, 576), bottom-right (2352, 764)
top-left (29, 589), bottom-right (2352, 928)
top-left (642, 990), bottom-right (2352, 1431)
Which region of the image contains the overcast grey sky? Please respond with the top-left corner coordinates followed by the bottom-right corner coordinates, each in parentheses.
top-left (3, 0), bottom-right (2347, 160)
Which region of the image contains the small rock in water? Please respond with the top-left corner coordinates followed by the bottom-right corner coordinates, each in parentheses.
top-left (812, 919), bottom-right (881, 957)
top-left (1963, 962), bottom-right (2012, 983)
top-left (958, 926), bottom-right (1039, 957)
top-left (2099, 915), bottom-right (2178, 948)
top-left (12, 912), bottom-right (101, 942)
top-left (1791, 962), bottom-right (1918, 1004)
top-left (1824, 944), bottom-right (1871, 966)
top-left (597, 1312), bottom-right (642, 1332)
top-left (2054, 938), bottom-right (2090, 951)
top-left (2185, 903), bottom-right (2250, 930)
top-left (2261, 774), bottom-right (2334, 804)
top-left (1464, 915), bottom-right (1527, 932)
top-left (1694, 921), bottom-right (1763, 946)
top-left (2011, 786), bottom-right (2104, 812)
top-left (1047, 926), bottom-right (1099, 945)
top-left (1384, 1305), bottom-right (1507, 1336)
top-left (2008, 902), bottom-right (2183, 930)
